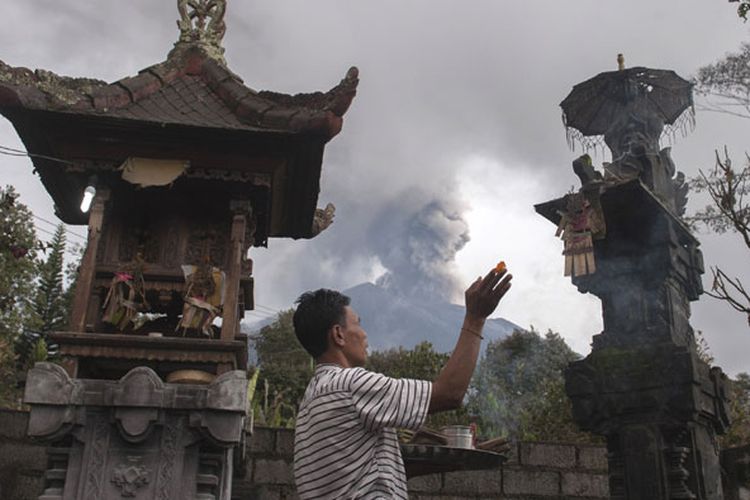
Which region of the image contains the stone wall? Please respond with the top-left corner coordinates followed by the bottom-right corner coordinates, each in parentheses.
top-left (0, 410), bottom-right (46, 500)
top-left (234, 427), bottom-right (609, 499)
top-left (6, 410), bottom-right (748, 499)
top-left (0, 411), bottom-right (609, 500)
top-left (722, 444), bottom-right (750, 500)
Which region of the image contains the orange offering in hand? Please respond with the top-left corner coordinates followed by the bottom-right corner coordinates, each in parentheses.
top-left (494, 261), bottom-right (507, 273)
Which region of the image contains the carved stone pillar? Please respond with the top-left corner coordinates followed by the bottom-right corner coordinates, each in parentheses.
top-left (538, 175), bottom-right (730, 500)
top-left (538, 62), bottom-right (732, 497)
top-left (24, 363), bottom-right (247, 500)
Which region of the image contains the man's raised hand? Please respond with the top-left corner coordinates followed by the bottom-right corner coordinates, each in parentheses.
top-left (465, 267), bottom-right (513, 319)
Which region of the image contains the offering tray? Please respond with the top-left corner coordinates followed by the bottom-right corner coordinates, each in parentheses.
top-left (401, 444), bottom-right (507, 478)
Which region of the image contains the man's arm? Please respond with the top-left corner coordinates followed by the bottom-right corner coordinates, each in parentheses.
top-left (428, 267), bottom-right (512, 413)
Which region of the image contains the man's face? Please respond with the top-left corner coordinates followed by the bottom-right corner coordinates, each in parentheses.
top-left (340, 305), bottom-right (368, 367)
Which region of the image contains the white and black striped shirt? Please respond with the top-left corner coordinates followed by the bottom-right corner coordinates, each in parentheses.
top-left (294, 364), bottom-right (432, 499)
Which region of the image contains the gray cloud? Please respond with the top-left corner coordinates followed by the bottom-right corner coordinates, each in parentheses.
top-left (2, 1), bottom-right (749, 375)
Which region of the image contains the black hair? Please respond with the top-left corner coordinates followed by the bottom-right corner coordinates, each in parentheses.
top-left (293, 289), bottom-right (351, 358)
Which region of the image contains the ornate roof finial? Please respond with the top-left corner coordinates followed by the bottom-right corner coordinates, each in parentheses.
top-left (174, 0), bottom-right (227, 63)
top-left (617, 53), bottom-right (625, 71)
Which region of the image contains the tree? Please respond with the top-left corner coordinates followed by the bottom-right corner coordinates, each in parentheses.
top-left (729, 0), bottom-right (750, 21)
top-left (695, 43), bottom-right (750, 119)
top-left (250, 309), bottom-right (313, 427)
top-left (687, 149), bottom-right (750, 327)
top-left (16, 224), bottom-right (86, 379)
top-left (61, 242), bottom-right (84, 324)
top-left (0, 186), bottom-right (39, 405)
top-left (692, 41), bottom-right (750, 327)
top-left (688, 336), bottom-right (749, 447)
top-left (722, 372), bottom-right (750, 448)
top-left (367, 341), bottom-right (448, 379)
top-left (468, 328), bottom-right (598, 443)
top-left (31, 224), bottom-right (68, 333)
top-left (366, 341), bottom-right (468, 429)
top-left (249, 313), bottom-right (600, 444)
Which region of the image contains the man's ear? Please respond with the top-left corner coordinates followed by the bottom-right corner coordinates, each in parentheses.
top-left (330, 324), bottom-right (345, 348)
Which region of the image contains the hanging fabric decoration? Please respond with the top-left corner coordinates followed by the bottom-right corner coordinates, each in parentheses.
top-left (177, 259), bottom-right (225, 337)
top-left (556, 192), bottom-right (605, 277)
top-left (102, 266), bottom-right (148, 331)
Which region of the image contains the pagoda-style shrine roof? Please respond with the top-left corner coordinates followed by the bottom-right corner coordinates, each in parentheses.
top-left (0, 46), bottom-right (358, 140)
top-left (0, 1), bottom-right (358, 238)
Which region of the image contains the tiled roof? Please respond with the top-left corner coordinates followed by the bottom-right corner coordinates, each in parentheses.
top-left (0, 46), bottom-right (358, 141)
top-left (109, 74), bottom-right (249, 130)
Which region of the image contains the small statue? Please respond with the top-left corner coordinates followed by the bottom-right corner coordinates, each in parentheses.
top-left (174, 0), bottom-right (227, 63)
top-left (311, 203), bottom-right (336, 236)
top-left (572, 154), bottom-right (603, 187)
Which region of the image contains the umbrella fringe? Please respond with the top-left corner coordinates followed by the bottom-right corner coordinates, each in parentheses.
top-left (565, 125), bottom-right (608, 159)
top-left (660, 106), bottom-right (696, 148)
top-left (564, 105), bottom-right (695, 157)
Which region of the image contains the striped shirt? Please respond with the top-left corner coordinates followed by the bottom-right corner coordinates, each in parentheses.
top-left (294, 364), bottom-right (432, 499)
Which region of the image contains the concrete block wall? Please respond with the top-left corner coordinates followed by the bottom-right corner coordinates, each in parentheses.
top-left (407, 441), bottom-right (609, 499)
top-left (0, 409), bottom-right (46, 500)
top-left (0, 411), bottom-right (611, 499)
top-left (236, 427), bottom-right (610, 500)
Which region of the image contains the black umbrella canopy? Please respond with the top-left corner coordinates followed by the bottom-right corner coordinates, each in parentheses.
top-left (560, 66), bottom-right (694, 150)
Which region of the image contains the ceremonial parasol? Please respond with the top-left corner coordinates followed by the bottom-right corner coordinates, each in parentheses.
top-left (560, 56), bottom-right (694, 151)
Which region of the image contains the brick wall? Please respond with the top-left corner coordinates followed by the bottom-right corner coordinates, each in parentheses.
top-left (4, 413), bottom-right (748, 499)
top-left (236, 427), bottom-right (609, 500)
top-left (0, 411), bottom-right (610, 499)
top-left (0, 410), bottom-right (46, 500)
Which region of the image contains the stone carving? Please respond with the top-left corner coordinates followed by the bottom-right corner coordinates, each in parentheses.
top-left (572, 154), bottom-right (604, 187)
top-left (311, 202), bottom-right (336, 236)
top-left (156, 424), bottom-right (180, 500)
top-left (561, 63), bottom-right (694, 218)
top-left (111, 463), bottom-right (151, 497)
top-left (24, 364), bottom-right (247, 499)
top-left (665, 429), bottom-right (692, 499)
top-left (539, 64), bottom-right (730, 499)
top-left (598, 115), bottom-right (689, 216)
top-left (83, 418), bottom-right (111, 499)
top-left (176, 0), bottom-right (227, 62)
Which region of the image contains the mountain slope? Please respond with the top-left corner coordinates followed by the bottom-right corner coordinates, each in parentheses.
top-left (343, 282), bottom-right (519, 353)
top-left (242, 282), bottom-right (520, 354)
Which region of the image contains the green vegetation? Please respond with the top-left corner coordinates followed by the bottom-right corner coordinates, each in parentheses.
top-left (723, 372), bottom-right (750, 448)
top-left (0, 188), bottom-right (79, 407)
top-left (249, 312), bottom-right (595, 442)
top-left (729, 0), bottom-right (750, 21)
top-left (30, 223), bottom-right (68, 335)
top-left (691, 37), bottom-right (750, 328)
top-left (468, 328), bottom-right (597, 443)
top-left (249, 309), bottom-right (313, 428)
top-left (367, 341), bottom-right (468, 430)
top-left (0, 186), bottom-right (39, 405)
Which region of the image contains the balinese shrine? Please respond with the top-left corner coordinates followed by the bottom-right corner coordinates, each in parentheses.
top-left (0, 1), bottom-right (357, 498)
top-left (536, 59), bottom-right (730, 499)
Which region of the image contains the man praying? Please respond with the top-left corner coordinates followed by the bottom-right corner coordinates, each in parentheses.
top-left (292, 265), bottom-right (512, 499)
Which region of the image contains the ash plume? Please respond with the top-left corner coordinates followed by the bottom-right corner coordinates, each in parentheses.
top-left (370, 198), bottom-right (470, 302)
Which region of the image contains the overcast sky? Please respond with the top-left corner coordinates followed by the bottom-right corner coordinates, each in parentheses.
top-left (2, 1), bottom-right (749, 375)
